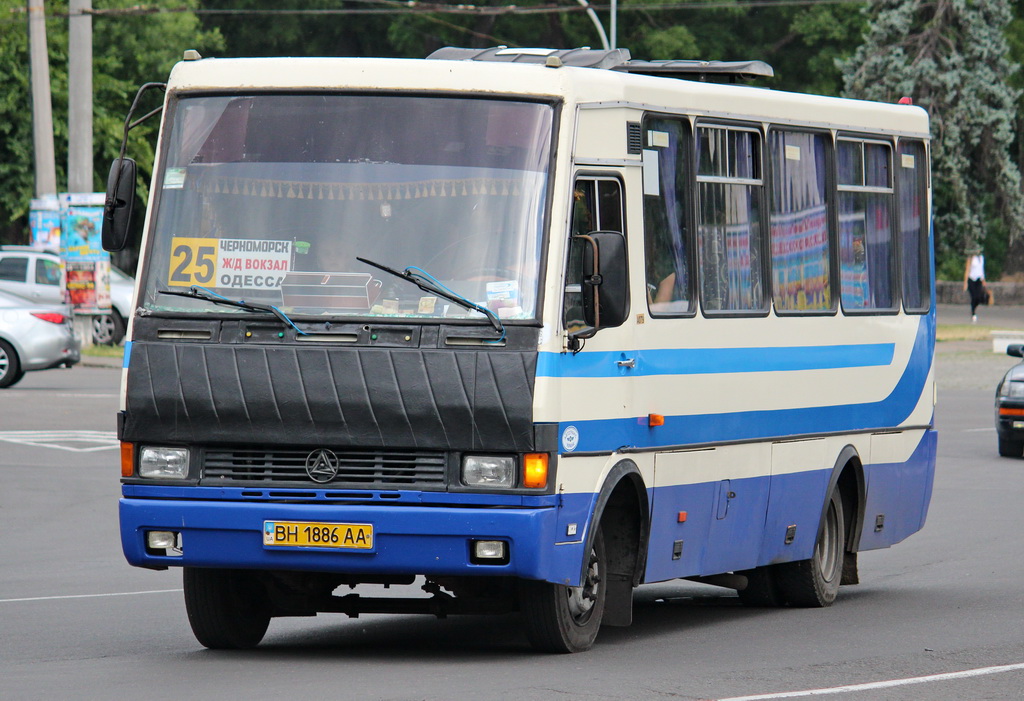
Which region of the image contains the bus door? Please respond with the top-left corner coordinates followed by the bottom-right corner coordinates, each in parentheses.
top-left (558, 173), bottom-right (637, 451)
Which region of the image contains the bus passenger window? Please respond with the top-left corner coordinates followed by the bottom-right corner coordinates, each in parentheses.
top-left (838, 139), bottom-right (896, 311)
top-left (643, 118), bottom-right (693, 315)
top-left (769, 130), bottom-right (833, 312)
top-left (696, 125), bottom-right (765, 313)
top-left (564, 177), bottom-right (623, 331)
top-left (897, 140), bottom-right (929, 312)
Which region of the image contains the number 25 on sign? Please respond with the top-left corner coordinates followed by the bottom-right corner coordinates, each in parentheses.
top-left (168, 237), bottom-right (217, 287)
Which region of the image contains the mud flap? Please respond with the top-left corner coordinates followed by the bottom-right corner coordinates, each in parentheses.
top-left (601, 573), bottom-right (633, 627)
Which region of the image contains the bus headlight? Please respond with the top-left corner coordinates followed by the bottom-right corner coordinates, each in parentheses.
top-left (462, 456), bottom-right (515, 488)
top-left (139, 447), bottom-right (190, 479)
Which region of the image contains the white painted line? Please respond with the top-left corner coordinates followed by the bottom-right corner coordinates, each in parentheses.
top-left (716, 662), bottom-right (1024, 700)
top-left (0, 588), bottom-right (182, 604)
top-left (964, 427), bottom-right (996, 433)
top-left (0, 430), bottom-right (119, 452)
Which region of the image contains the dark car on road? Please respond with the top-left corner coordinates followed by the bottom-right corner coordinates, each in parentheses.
top-left (995, 344), bottom-right (1024, 456)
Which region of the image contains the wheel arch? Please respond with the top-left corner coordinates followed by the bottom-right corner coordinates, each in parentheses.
top-left (824, 445), bottom-right (866, 553)
top-left (582, 458), bottom-right (650, 588)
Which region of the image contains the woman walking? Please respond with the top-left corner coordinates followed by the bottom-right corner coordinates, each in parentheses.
top-left (963, 246), bottom-right (987, 322)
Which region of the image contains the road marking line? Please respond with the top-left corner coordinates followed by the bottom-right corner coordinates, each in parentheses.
top-left (964, 427), bottom-right (996, 433)
top-left (0, 588), bottom-right (182, 603)
top-left (0, 430), bottom-right (119, 452)
top-left (715, 662), bottom-right (1024, 700)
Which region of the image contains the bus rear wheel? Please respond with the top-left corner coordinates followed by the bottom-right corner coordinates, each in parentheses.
top-left (774, 488), bottom-right (845, 607)
top-left (519, 528), bottom-right (606, 653)
top-left (183, 568), bottom-right (271, 649)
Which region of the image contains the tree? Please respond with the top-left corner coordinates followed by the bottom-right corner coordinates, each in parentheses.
top-left (840, 0), bottom-right (1024, 279)
top-left (0, 0), bottom-right (222, 251)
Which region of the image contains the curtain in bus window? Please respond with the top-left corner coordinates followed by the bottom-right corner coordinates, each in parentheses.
top-left (643, 119), bottom-right (692, 314)
top-left (697, 127), bottom-right (764, 312)
top-left (839, 141), bottom-right (894, 311)
top-left (769, 131), bottom-right (831, 312)
top-left (898, 140), bottom-right (929, 311)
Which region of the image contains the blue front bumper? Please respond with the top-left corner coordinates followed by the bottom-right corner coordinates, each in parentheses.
top-left (120, 487), bottom-right (584, 585)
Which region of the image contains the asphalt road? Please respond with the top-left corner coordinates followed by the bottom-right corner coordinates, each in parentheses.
top-left (1, 343), bottom-right (1023, 700)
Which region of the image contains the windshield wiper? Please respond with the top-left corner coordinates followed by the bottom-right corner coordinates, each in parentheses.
top-left (158, 286), bottom-right (307, 335)
top-left (356, 257), bottom-right (505, 342)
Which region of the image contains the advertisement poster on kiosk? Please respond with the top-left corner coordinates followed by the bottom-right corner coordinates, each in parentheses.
top-left (59, 193), bottom-right (111, 314)
top-left (29, 196), bottom-right (62, 251)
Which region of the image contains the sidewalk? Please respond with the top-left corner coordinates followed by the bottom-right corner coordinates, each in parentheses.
top-left (937, 303), bottom-right (1024, 330)
top-left (78, 350), bottom-right (124, 370)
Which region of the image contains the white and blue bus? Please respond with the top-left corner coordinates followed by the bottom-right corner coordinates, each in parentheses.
top-left (104, 47), bottom-right (935, 653)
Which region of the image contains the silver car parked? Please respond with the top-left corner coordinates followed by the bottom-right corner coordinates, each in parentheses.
top-left (0, 289), bottom-right (81, 388)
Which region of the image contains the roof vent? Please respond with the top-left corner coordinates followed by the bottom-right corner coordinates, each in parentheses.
top-left (183, 49), bottom-right (202, 61)
top-left (428, 46), bottom-right (632, 70)
top-left (426, 47), bottom-right (773, 84)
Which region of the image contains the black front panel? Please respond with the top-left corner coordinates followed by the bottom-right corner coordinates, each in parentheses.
top-left (122, 322), bottom-right (539, 452)
top-left (202, 446), bottom-right (447, 489)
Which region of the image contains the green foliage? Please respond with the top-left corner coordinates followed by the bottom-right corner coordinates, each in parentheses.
top-left (840, 0), bottom-right (1024, 278)
top-left (0, 0), bottom-right (221, 247)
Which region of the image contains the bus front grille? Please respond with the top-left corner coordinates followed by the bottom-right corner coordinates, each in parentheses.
top-left (201, 447), bottom-right (447, 488)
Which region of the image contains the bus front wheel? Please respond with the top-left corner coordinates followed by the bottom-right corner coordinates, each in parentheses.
top-left (183, 567), bottom-right (271, 649)
top-left (519, 528), bottom-right (606, 653)
top-left (774, 488), bottom-right (845, 607)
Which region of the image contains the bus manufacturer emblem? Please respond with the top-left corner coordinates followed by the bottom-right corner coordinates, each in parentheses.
top-left (305, 449), bottom-right (340, 483)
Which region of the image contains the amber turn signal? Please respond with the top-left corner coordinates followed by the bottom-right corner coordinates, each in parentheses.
top-left (522, 453), bottom-right (548, 489)
top-left (120, 442), bottom-right (135, 477)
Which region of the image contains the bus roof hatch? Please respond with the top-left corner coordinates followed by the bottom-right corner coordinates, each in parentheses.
top-left (427, 47), bottom-right (773, 83)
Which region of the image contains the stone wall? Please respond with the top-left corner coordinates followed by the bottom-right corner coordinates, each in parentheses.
top-left (936, 280), bottom-right (1024, 305)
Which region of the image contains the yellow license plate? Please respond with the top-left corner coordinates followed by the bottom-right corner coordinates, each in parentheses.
top-left (263, 521), bottom-right (373, 550)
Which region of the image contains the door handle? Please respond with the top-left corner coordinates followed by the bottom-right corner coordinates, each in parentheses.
top-left (617, 358), bottom-right (636, 368)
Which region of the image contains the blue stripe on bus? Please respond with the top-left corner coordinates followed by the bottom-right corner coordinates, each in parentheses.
top-left (555, 314), bottom-right (934, 453)
top-left (537, 342), bottom-right (895, 378)
top-left (122, 341), bottom-right (132, 369)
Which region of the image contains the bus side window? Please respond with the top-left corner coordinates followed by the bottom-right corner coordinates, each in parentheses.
top-left (643, 118), bottom-right (693, 315)
top-left (768, 129), bottom-right (834, 313)
top-left (564, 178), bottom-right (623, 332)
top-left (696, 125), bottom-right (766, 313)
top-left (897, 139), bottom-right (929, 312)
top-left (838, 138), bottom-right (896, 311)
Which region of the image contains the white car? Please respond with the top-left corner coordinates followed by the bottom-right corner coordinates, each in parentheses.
top-left (0, 245), bottom-right (65, 305)
top-left (0, 289), bottom-right (80, 388)
top-left (92, 265), bottom-right (134, 346)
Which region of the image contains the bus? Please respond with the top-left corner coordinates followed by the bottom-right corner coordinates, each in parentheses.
top-left (104, 46), bottom-right (935, 653)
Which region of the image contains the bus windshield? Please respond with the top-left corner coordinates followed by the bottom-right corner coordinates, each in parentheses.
top-left (140, 94), bottom-right (554, 322)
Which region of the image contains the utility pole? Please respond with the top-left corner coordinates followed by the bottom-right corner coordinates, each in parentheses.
top-left (68, 0), bottom-right (93, 193)
top-left (27, 0), bottom-right (57, 198)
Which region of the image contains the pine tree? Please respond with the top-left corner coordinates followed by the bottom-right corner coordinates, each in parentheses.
top-left (840, 0), bottom-right (1024, 277)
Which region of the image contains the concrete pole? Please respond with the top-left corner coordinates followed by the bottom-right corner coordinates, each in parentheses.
top-left (68, 0), bottom-right (93, 194)
top-left (27, 0), bottom-right (57, 197)
top-left (610, 0), bottom-right (617, 50)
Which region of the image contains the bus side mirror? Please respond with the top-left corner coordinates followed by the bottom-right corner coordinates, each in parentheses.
top-left (102, 157), bottom-right (137, 252)
top-left (569, 231), bottom-right (629, 350)
top-left (1008, 344), bottom-right (1024, 358)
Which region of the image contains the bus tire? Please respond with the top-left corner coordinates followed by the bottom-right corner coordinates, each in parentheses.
top-left (998, 437), bottom-right (1024, 457)
top-left (519, 528), bottom-right (606, 653)
top-left (183, 568), bottom-right (271, 649)
top-left (774, 487), bottom-right (845, 607)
